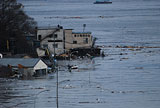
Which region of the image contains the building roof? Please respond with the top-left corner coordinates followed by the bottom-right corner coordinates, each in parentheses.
top-left (38, 26), bottom-right (58, 30)
top-left (65, 29), bottom-right (73, 30)
top-left (0, 58), bottom-right (41, 67)
top-left (72, 32), bottom-right (91, 34)
top-left (38, 25), bottom-right (63, 30)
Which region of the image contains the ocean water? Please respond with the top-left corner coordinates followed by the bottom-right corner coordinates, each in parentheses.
top-left (0, 0), bottom-right (160, 108)
top-left (19, 0), bottom-right (160, 46)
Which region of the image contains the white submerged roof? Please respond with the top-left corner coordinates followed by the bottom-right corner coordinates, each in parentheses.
top-left (0, 58), bottom-right (41, 67)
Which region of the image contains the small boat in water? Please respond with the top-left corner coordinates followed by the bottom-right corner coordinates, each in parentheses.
top-left (94, 0), bottom-right (112, 4)
top-left (68, 65), bottom-right (78, 72)
top-left (71, 65), bottom-right (78, 69)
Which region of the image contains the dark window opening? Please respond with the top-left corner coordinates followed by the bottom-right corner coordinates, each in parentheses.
top-left (73, 41), bottom-right (77, 44)
top-left (84, 38), bottom-right (88, 44)
top-left (54, 34), bottom-right (58, 38)
top-left (48, 40), bottom-right (62, 42)
top-left (38, 35), bottom-right (41, 40)
top-left (34, 69), bottom-right (47, 76)
top-left (53, 44), bottom-right (58, 48)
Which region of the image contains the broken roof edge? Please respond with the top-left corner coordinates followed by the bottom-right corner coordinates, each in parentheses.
top-left (37, 25), bottom-right (63, 30)
top-left (65, 29), bottom-right (74, 30)
top-left (37, 26), bottom-right (59, 30)
top-left (72, 32), bottom-right (92, 34)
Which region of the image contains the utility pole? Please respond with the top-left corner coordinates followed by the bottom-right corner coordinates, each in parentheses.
top-left (56, 65), bottom-right (59, 108)
top-left (83, 24), bottom-right (86, 32)
top-left (53, 31), bottom-right (59, 108)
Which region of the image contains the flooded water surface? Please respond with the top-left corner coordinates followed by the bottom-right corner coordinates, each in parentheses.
top-left (1, 0), bottom-right (160, 108)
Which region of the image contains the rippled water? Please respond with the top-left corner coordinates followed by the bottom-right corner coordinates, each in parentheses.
top-left (1, 0), bottom-right (160, 108)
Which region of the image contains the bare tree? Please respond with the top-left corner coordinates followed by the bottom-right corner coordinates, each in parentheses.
top-left (0, 0), bottom-right (37, 52)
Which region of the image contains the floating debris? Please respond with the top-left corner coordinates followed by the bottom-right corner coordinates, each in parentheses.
top-left (121, 57), bottom-right (128, 59)
top-left (111, 91), bottom-right (115, 93)
top-left (128, 48), bottom-right (141, 51)
top-left (97, 45), bottom-right (160, 49)
top-left (135, 67), bottom-right (144, 69)
top-left (79, 101), bottom-right (90, 104)
top-left (59, 79), bottom-right (70, 84)
top-left (98, 16), bottom-right (114, 18)
top-left (35, 87), bottom-right (46, 89)
top-left (119, 53), bottom-right (128, 55)
top-left (120, 57), bottom-right (129, 61)
top-left (96, 85), bottom-right (101, 88)
top-left (63, 84), bottom-right (74, 89)
top-left (115, 45), bottom-right (160, 49)
top-left (96, 98), bottom-right (101, 103)
top-left (119, 91), bottom-right (126, 93)
top-left (44, 16), bottom-right (84, 19)
top-left (108, 58), bottom-right (114, 60)
top-left (110, 90), bottom-right (146, 94)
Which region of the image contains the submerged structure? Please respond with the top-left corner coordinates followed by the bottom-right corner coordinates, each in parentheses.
top-left (36, 25), bottom-right (100, 58)
top-left (0, 58), bottom-right (48, 77)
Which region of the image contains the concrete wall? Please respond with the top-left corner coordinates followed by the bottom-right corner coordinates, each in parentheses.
top-left (37, 27), bottom-right (93, 55)
top-left (37, 29), bottom-right (56, 40)
top-left (65, 30), bottom-right (93, 50)
top-left (37, 28), bottom-right (65, 55)
top-left (64, 29), bottom-right (73, 51)
top-left (71, 33), bottom-right (93, 48)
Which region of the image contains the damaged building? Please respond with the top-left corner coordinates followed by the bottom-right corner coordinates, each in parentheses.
top-left (0, 58), bottom-right (48, 77)
top-left (36, 25), bottom-right (100, 57)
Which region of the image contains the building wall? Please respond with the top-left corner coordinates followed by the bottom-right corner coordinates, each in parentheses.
top-left (37, 27), bottom-right (93, 55)
top-left (34, 59), bottom-right (48, 70)
top-left (37, 29), bottom-right (57, 40)
top-left (33, 59), bottom-right (48, 74)
top-left (37, 28), bottom-right (65, 55)
top-left (72, 32), bottom-right (93, 48)
top-left (65, 30), bottom-right (93, 50)
top-left (64, 29), bottom-right (73, 51)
